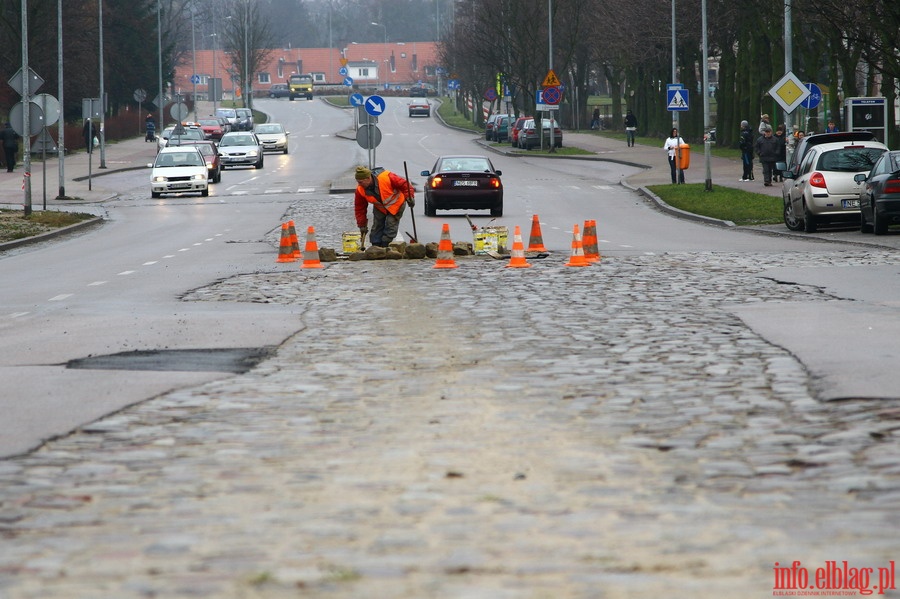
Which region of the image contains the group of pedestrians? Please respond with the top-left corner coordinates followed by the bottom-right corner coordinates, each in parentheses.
top-left (739, 114), bottom-right (792, 187)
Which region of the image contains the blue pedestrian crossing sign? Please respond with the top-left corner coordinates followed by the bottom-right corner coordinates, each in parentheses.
top-left (667, 87), bottom-right (690, 111)
top-left (365, 95), bottom-right (386, 117)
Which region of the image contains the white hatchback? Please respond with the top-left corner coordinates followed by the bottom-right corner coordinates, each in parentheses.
top-left (149, 146), bottom-right (209, 198)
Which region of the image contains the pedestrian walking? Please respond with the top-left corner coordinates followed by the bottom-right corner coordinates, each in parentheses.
top-left (0, 122), bottom-right (20, 172)
top-left (145, 114), bottom-right (156, 142)
top-left (83, 119), bottom-right (95, 154)
top-left (663, 128), bottom-right (685, 184)
top-left (739, 120), bottom-right (754, 181)
top-left (354, 166), bottom-right (415, 248)
top-left (755, 127), bottom-right (780, 187)
top-left (624, 110), bottom-right (638, 147)
top-left (773, 124), bottom-right (787, 182)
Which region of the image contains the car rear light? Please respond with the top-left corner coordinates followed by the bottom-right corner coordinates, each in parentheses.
top-left (489, 178), bottom-right (501, 189)
top-left (430, 176), bottom-right (443, 188)
top-left (884, 179), bottom-right (900, 193)
top-left (809, 172), bottom-right (827, 188)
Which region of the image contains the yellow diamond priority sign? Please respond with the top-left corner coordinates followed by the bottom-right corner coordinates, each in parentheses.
top-left (542, 69), bottom-right (561, 88)
top-left (768, 71), bottom-right (811, 114)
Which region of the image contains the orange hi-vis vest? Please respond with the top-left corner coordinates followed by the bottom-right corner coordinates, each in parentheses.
top-left (362, 171), bottom-right (406, 215)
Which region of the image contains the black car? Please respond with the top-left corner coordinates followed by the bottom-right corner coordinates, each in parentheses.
top-left (409, 86), bottom-right (428, 97)
top-left (268, 84), bottom-right (290, 98)
top-left (855, 150), bottom-right (900, 235)
top-left (420, 155), bottom-right (503, 217)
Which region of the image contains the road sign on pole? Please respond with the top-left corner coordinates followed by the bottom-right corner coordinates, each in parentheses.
top-left (801, 82), bottom-right (822, 110)
top-left (768, 71), bottom-right (811, 114)
top-left (667, 87), bottom-right (690, 111)
top-left (364, 95), bottom-right (386, 117)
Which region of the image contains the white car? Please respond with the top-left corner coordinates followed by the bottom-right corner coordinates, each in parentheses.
top-left (149, 146), bottom-right (209, 198)
top-left (254, 123), bottom-right (289, 154)
top-left (218, 132), bottom-right (264, 169)
top-left (156, 125), bottom-right (205, 152)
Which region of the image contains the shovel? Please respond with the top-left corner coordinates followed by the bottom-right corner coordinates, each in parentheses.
top-left (403, 161), bottom-right (418, 243)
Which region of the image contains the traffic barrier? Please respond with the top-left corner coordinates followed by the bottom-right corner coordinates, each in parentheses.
top-left (433, 223), bottom-right (459, 269)
top-left (506, 225), bottom-right (532, 268)
top-left (287, 220), bottom-right (301, 259)
top-left (527, 214), bottom-right (547, 252)
top-left (582, 219), bottom-right (601, 263)
top-left (564, 224), bottom-right (590, 267)
top-left (276, 222), bottom-right (296, 263)
top-left (300, 226), bottom-right (324, 269)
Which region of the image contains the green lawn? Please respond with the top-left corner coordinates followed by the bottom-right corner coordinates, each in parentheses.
top-left (648, 184), bottom-right (783, 226)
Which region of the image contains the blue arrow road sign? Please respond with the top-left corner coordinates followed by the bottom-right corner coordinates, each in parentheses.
top-left (343, 76), bottom-right (354, 87)
top-left (190, 74), bottom-right (201, 85)
top-left (801, 83), bottom-right (822, 110)
top-left (365, 95), bottom-right (386, 117)
top-left (349, 93), bottom-right (365, 107)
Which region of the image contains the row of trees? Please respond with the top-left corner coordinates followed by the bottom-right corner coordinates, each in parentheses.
top-left (439, 0), bottom-right (900, 148)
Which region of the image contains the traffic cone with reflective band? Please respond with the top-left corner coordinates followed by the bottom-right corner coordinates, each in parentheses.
top-left (300, 226), bottom-right (324, 269)
top-left (433, 223), bottom-right (459, 269)
top-left (287, 220), bottom-right (301, 259)
top-left (527, 214), bottom-right (547, 252)
top-left (276, 222), bottom-right (296, 263)
top-left (565, 224), bottom-right (590, 267)
top-left (506, 225), bottom-right (532, 268)
top-left (582, 219), bottom-right (601, 263)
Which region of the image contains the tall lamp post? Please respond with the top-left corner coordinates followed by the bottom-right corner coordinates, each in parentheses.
top-left (157, 0), bottom-right (164, 131)
top-left (371, 22), bottom-right (387, 89)
top-left (98, 0), bottom-right (107, 168)
top-left (210, 32), bottom-right (218, 113)
top-left (190, 0), bottom-right (197, 120)
top-left (243, 0), bottom-right (250, 109)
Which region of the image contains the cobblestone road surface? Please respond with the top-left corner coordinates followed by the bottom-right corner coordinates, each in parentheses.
top-left (1, 199), bottom-right (899, 599)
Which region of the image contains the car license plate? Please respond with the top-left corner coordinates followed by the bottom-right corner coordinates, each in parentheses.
top-left (453, 180), bottom-right (478, 187)
top-left (169, 183), bottom-right (190, 189)
top-left (842, 199), bottom-right (860, 208)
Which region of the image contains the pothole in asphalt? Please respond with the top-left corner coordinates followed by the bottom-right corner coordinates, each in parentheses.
top-left (65, 347), bottom-right (274, 373)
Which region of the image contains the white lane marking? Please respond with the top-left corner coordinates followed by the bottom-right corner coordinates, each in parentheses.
top-left (163, 255), bottom-right (175, 259)
top-left (193, 243), bottom-right (202, 246)
top-left (117, 271), bottom-right (135, 276)
top-left (10, 312), bottom-right (30, 318)
top-left (49, 294), bottom-right (72, 301)
top-left (88, 281), bottom-right (107, 286)
top-left (143, 261), bottom-right (158, 265)
top-left (178, 248), bottom-right (191, 252)
top-left (296, 187), bottom-right (315, 193)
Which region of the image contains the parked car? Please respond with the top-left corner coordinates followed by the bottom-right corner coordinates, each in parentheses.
top-left (215, 108), bottom-right (239, 131)
top-left (268, 83), bottom-right (290, 98)
top-left (149, 146), bottom-right (209, 198)
top-left (492, 115), bottom-right (514, 142)
top-left (781, 139), bottom-right (887, 232)
top-left (408, 99), bottom-right (431, 117)
top-left (484, 114), bottom-right (512, 141)
top-left (855, 150), bottom-right (900, 235)
top-left (420, 155), bottom-right (503, 217)
top-left (409, 86), bottom-right (428, 97)
top-left (518, 118), bottom-right (563, 149)
top-left (157, 124), bottom-right (205, 151)
top-left (510, 116), bottom-right (531, 146)
top-left (253, 123), bottom-right (289, 154)
top-left (198, 118), bottom-right (225, 141)
top-left (179, 140), bottom-right (222, 183)
top-left (235, 108), bottom-right (253, 131)
top-left (217, 131), bottom-right (264, 169)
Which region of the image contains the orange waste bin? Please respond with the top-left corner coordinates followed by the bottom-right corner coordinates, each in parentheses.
top-left (677, 143), bottom-right (691, 169)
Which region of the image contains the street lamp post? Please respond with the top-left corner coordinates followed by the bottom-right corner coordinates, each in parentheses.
top-left (98, 0), bottom-right (107, 168)
top-left (190, 0), bottom-right (197, 120)
top-left (157, 0), bottom-right (164, 132)
top-left (210, 32), bottom-right (218, 113)
top-left (371, 22), bottom-right (387, 89)
top-left (243, 0), bottom-right (249, 109)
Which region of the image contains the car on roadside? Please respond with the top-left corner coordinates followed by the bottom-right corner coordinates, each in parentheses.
top-left (510, 116), bottom-right (531, 146)
top-left (780, 139), bottom-right (887, 232)
top-left (268, 83), bottom-right (290, 98)
top-left (179, 140), bottom-right (222, 183)
top-left (855, 150), bottom-right (900, 235)
top-left (408, 99), bottom-right (431, 117)
top-left (420, 155), bottom-right (503, 217)
top-left (777, 131), bottom-right (878, 183)
top-left (518, 118), bottom-right (563, 149)
top-left (198, 118), bottom-right (225, 141)
top-left (484, 114), bottom-right (512, 141)
top-left (253, 123), bottom-right (289, 154)
top-left (217, 131), bottom-right (264, 169)
top-left (492, 115), bottom-right (514, 142)
top-left (149, 146), bottom-right (209, 198)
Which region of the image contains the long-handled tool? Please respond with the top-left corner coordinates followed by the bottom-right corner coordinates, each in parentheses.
top-left (403, 161), bottom-right (418, 243)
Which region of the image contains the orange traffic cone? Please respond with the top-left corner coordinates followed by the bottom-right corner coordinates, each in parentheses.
top-left (300, 226), bottom-right (324, 269)
top-left (287, 220), bottom-right (301, 259)
top-left (433, 223), bottom-right (459, 269)
top-left (506, 225), bottom-right (532, 268)
top-left (276, 222), bottom-right (296, 263)
top-left (527, 214), bottom-right (547, 252)
top-left (582, 219), bottom-right (601, 263)
top-left (565, 224), bottom-right (591, 267)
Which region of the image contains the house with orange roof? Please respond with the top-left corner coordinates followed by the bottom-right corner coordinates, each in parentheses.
top-left (173, 42), bottom-right (440, 100)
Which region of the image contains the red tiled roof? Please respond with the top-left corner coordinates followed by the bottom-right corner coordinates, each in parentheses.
top-left (173, 42), bottom-right (439, 94)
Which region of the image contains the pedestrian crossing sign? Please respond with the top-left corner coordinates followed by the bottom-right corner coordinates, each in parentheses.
top-left (667, 88), bottom-right (689, 111)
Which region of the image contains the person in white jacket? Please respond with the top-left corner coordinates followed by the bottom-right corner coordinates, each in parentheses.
top-left (663, 128), bottom-right (685, 184)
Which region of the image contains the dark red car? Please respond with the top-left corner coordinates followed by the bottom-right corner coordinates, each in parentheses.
top-left (198, 118), bottom-right (225, 141)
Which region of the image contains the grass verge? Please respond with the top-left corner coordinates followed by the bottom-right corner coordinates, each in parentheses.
top-left (0, 210), bottom-right (95, 243)
top-left (647, 184), bottom-right (783, 226)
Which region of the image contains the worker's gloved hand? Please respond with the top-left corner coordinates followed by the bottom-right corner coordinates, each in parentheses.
top-left (406, 194), bottom-right (415, 207)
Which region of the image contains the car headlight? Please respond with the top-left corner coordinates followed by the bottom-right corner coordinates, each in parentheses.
top-left (152, 176), bottom-right (166, 183)
top-left (246, 150), bottom-right (258, 157)
top-left (192, 174), bottom-right (206, 181)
